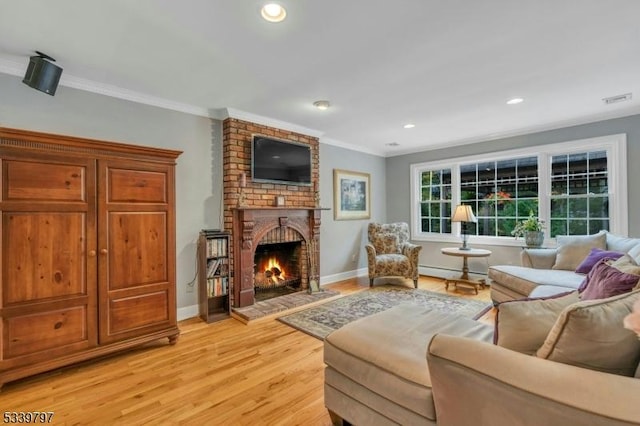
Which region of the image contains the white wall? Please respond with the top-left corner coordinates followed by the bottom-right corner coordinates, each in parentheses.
top-left (318, 142), bottom-right (386, 283)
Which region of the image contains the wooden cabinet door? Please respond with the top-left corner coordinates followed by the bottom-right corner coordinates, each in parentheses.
top-left (0, 153), bottom-right (97, 369)
top-left (97, 159), bottom-right (176, 344)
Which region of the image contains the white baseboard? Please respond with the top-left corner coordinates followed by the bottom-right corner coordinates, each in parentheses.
top-left (319, 268), bottom-right (368, 286)
top-left (177, 304), bottom-right (199, 321)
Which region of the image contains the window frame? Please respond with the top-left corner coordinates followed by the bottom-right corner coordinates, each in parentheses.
top-left (409, 134), bottom-right (627, 246)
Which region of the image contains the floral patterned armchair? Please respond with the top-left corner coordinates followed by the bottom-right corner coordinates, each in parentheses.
top-left (365, 222), bottom-right (422, 288)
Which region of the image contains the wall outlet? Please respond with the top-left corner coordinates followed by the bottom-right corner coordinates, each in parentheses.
top-left (351, 253), bottom-right (357, 262)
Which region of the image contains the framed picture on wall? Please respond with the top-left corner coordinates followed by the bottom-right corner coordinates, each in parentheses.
top-left (333, 169), bottom-right (371, 220)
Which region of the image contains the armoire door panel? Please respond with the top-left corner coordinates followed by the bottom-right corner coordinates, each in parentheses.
top-left (98, 158), bottom-right (177, 345)
top-left (107, 212), bottom-right (168, 289)
top-left (3, 212), bottom-right (87, 304)
top-left (108, 168), bottom-right (167, 203)
top-left (4, 160), bottom-right (86, 202)
top-left (4, 306), bottom-right (88, 358)
top-left (108, 290), bottom-right (169, 335)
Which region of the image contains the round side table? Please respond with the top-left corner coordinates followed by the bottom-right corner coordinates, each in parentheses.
top-left (441, 247), bottom-right (492, 294)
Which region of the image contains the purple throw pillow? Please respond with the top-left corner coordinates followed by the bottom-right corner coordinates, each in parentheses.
top-left (575, 248), bottom-right (624, 274)
top-left (579, 259), bottom-right (640, 300)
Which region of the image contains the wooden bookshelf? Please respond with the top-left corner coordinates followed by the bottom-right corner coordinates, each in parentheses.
top-left (198, 230), bottom-right (230, 323)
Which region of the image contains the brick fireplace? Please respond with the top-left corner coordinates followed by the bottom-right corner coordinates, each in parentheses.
top-left (222, 118), bottom-right (322, 308)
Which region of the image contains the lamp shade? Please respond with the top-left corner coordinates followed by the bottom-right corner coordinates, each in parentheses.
top-left (451, 205), bottom-right (477, 223)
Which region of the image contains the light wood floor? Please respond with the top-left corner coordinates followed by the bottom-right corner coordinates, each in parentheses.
top-left (1, 276), bottom-right (494, 425)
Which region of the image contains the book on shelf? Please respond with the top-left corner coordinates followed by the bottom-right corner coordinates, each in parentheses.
top-left (207, 276), bottom-right (229, 297)
top-left (206, 258), bottom-right (221, 277)
top-left (206, 237), bottom-right (228, 258)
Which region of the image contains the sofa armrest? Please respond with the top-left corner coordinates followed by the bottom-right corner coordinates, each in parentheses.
top-left (427, 334), bottom-right (640, 426)
top-left (520, 248), bottom-right (558, 269)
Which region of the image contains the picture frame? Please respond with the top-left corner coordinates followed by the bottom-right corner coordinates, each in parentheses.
top-left (333, 169), bottom-right (371, 220)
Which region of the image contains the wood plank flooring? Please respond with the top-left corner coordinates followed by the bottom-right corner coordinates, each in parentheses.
top-left (0, 276), bottom-right (494, 425)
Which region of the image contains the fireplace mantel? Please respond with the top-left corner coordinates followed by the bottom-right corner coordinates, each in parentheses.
top-left (231, 207), bottom-right (328, 307)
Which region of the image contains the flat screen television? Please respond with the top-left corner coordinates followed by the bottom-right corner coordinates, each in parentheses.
top-left (251, 135), bottom-right (312, 186)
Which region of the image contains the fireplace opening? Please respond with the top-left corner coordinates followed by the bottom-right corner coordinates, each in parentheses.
top-left (254, 241), bottom-right (302, 302)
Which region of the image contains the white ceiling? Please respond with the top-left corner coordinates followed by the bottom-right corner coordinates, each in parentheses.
top-left (1, 0), bottom-right (640, 156)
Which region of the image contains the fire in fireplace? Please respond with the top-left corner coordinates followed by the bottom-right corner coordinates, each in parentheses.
top-left (254, 241), bottom-right (302, 301)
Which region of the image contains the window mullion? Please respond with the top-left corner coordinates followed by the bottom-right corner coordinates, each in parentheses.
top-left (538, 153), bottom-right (550, 238)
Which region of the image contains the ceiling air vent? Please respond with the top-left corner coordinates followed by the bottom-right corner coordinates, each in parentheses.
top-left (603, 93), bottom-right (632, 105)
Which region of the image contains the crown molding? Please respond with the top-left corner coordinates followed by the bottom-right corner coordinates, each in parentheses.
top-left (387, 105), bottom-right (640, 157)
top-left (0, 55), bottom-right (210, 117)
top-left (320, 137), bottom-right (385, 157)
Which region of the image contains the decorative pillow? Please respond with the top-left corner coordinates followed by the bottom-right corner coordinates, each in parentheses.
top-left (371, 232), bottom-right (400, 254)
top-left (608, 254), bottom-right (640, 277)
top-left (494, 291), bottom-right (579, 355)
top-left (578, 259), bottom-right (640, 300)
top-left (536, 290), bottom-right (640, 376)
top-left (575, 248), bottom-right (624, 274)
top-left (552, 231), bottom-right (606, 271)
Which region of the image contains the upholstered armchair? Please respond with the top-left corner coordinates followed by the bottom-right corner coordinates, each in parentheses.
top-left (365, 222), bottom-right (422, 288)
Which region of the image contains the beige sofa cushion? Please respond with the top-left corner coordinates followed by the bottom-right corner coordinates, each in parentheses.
top-left (488, 265), bottom-right (584, 296)
top-left (608, 254), bottom-right (640, 277)
top-left (552, 231), bottom-right (606, 271)
top-left (495, 291), bottom-right (580, 355)
top-left (536, 289), bottom-right (640, 376)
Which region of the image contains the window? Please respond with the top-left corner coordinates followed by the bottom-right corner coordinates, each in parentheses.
top-left (460, 157), bottom-right (538, 237)
top-left (418, 168), bottom-right (452, 234)
top-left (410, 134), bottom-right (627, 245)
top-left (550, 151), bottom-right (609, 237)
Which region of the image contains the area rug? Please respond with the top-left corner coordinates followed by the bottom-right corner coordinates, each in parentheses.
top-left (277, 285), bottom-right (492, 340)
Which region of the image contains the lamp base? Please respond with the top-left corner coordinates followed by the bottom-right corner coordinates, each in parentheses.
top-left (458, 246), bottom-right (471, 251)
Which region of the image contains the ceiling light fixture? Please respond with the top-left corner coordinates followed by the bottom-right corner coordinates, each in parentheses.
top-left (261, 3), bottom-right (287, 22)
top-left (506, 98), bottom-right (524, 105)
top-left (403, 123), bottom-right (415, 129)
top-left (313, 100), bottom-right (330, 110)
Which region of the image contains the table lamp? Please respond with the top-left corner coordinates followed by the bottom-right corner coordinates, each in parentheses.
top-left (451, 204), bottom-right (477, 250)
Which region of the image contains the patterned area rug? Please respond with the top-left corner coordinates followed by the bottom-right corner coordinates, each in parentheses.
top-left (277, 285), bottom-right (492, 340)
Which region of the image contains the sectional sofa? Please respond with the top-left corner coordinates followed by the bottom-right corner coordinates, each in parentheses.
top-left (489, 231), bottom-right (640, 303)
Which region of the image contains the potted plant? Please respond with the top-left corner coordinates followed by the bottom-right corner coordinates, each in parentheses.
top-left (511, 211), bottom-right (545, 247)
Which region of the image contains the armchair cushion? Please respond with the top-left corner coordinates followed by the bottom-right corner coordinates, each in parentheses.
top-left (552, 231), bottom-right (606, 271)
top-left (495, 291), bottom-right (579, 355)
top-left (536, 289), bottom-right (640, 376)
top-left (371, 232), bottom-right (400, 254)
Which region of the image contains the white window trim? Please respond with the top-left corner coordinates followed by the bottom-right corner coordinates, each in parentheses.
top-left (410, 134), bottom-right (627, 246)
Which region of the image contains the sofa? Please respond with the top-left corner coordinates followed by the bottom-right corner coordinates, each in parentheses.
top-left (324, 289), bottom-right (640, 425)
top-left (489, 231), bottom-right (640, 303)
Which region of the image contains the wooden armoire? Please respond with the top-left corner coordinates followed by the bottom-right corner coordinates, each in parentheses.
top-left (0, 127), bottom-right (182, 389)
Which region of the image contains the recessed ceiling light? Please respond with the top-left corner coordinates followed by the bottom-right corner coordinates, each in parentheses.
top-left (313, 100), bottom-right (330, 110)
top-left (261, 3), bottom-right (287, 22)
top-left (506, 98), bottom-right (524, 105)
top-left (403, 123), bottom-right (415, 129)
